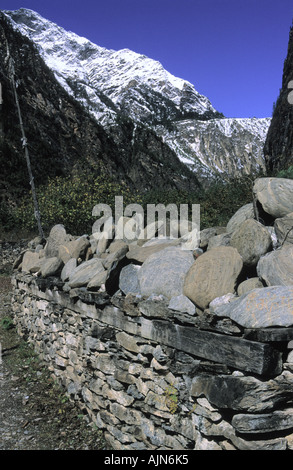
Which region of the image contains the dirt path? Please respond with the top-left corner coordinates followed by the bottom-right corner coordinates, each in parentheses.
top-left (0, 274), bottom-right (108, 450)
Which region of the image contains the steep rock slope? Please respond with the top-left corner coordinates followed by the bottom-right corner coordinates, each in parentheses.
top-left (0, 12), bottom-right (200, 207)
top-left (264, 25), bottom-right (293, 172)
top-left (3, 8), bottom-right (271, 182)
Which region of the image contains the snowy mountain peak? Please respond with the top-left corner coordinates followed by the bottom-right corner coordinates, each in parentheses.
top-left (3, 8), bottom-right (218, 123)
top-left (2, 8), bottom-right (271, 181)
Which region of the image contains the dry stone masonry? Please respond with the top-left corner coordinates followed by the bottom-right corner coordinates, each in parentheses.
top-left (10, 177), bottom-right (293, 450)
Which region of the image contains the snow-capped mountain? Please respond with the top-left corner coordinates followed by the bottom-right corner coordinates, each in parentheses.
top-left (3, 8), bottom-right (271, 181)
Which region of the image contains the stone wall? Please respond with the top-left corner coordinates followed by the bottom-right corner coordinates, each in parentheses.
top-left (11, 272), bottom-right (293, 450)
top-left (10, 177), bottom-right (293, 450)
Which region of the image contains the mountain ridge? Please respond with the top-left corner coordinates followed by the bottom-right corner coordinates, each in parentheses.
top-left (0, 10), bottom-right (201, 212)
top-left (3, 8), bottom-right (271, 183)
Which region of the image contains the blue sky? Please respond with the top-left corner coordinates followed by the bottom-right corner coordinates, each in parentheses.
top-left (1, 0), bottom-right (293, 118)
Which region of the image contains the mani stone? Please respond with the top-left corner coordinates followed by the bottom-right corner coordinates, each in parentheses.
top-left (237, 277), bottom-right (264, 296)
top-left (257, 245), bottom-right (293, 286)
top-left (207, 233), bottom-right (231, 250)
top-left (168, 294), bottom-right (196, 315)
top-left (138, 247), bottom-right (194, 299)
top-left (61, 258), bottom-right (77, 282)
top-left (21, 251), bottom-right (42, 273)
top-left (58, 236), bottom-right (90, 263)
top-left (119, 264), bottom-right (141, 295)
top-left (68, 258), bottom-right (105, 288)
top-left (183, 246), bottom-right (243, 310)
top-left (126, 239), bottom-right (179, 263)
top-left (213, 286), bottom-right (293, 328)
top-left (226, 203), bottom-right (255, 233)
top-left (40, 257), bottom-right (63, 278)
top-left (45, 224), bottom-right (69, 258)
top-left (253, 177), bottom-right (293, 218)
top-left (230, 219), bottom-right (272, 267)
top-left (199, 227), bottom-right (226, 249)
top-left (274, 212), bottom-right (293, 245)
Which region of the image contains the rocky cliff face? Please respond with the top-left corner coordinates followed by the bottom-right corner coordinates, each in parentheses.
top-left (0, 12), bottom-right (200, 208)
top-left (2, 8), bottom-right (271, 185)
top-left (264, 25), bottom-right (293, 173)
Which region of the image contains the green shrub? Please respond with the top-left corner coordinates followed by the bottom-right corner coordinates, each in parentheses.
top-left (10, 172), bottom-right (256, 236)
top-left (276, 165), bottom-right (293, 179)
top-left (199, 176), bottom-right (254, 229)
top-left (12, 171), bottom-right (142, 235)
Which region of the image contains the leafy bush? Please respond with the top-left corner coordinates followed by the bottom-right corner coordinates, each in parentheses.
top-left (276, 165), bottom-right (293, 179)
top-left (9, 172), bottom-right (256, 236)
top-left (12, 171), bottom-right (142, 235)
top-left (199, 176), bottom-right (254, 229)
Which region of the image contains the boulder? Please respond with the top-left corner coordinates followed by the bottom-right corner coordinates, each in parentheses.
top-left (257, 245), bottom-right (293, 286)
top-left (119, 264), bottom-right (141, 295)
top-left (96, 234), bottom-right (111, 255)
top-left (226, 203), bottom-right (255, 233)
top-left (21, 251), bottom-right (42, 273)
top-left (199, 227), bottom-right (226, 249)
top-left (213, 286), bottom-right (293, 328)
top-left (68, 258), bottom-right (105, 288)
top-left (109, 240), bottom-right (129, 254)
top-left (87, 270), bottom-right (108, 290)
top-left (232, 409), bottom-right (293, 434)
top-left (253, 177), bottom-right (293, 218)
top-left (40, 257), bottom-right (63, 278)
top-left (168, 294), bottom-right (196, 315)
top-left (207, 233), bottom-right (231, 250)
top-left (61, 258), bottom-right (77, 282)
top-left (138, 220), bottom-right (166, 244)
top-left (58, 236), bottom-right (90, 263)
top-left (45, 224), bottom-right (70, 258)
top-left (183, 246), bottom-right (243, 310)
top-left (237, 277), bottom-right (264, 296)
top-left (230, 219), bottom-right (272, 267)
top-left (138, 247), bottom-right (194, 299)
top-left (126, 239), bottom-right (180, 264)
top-left (209, 293), bottom-right (238, 312)
top-left (274, 212), bottom-right (293, 245)
top-left (102, 243), bottom-right (129, 270)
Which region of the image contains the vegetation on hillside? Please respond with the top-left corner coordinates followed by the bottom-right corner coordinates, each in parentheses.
top-left (1, 171), bottom-right (259, 237)
top-left (2, 164), bottom-right (292, 239)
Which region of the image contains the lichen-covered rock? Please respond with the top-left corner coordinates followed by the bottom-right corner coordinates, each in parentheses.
top-left (183, 246), bottom-right (243, 310)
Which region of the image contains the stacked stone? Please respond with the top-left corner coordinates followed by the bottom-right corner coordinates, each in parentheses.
top-left (11, 274), bottom-right (293, 450)
top-left (10, 177), bottom-right (293, 450)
